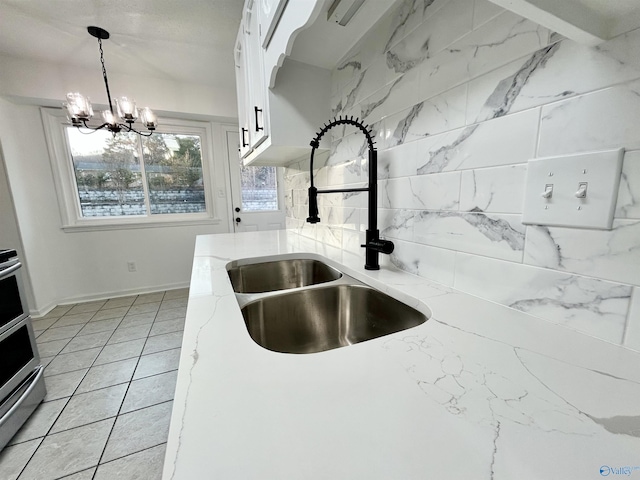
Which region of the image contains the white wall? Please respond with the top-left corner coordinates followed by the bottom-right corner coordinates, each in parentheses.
top-left (284, 0), bottom-right (640, 350)
top-left (0, 138), bottom-right (37, 308)
top-left (0, 53), bottom-right (239, 314)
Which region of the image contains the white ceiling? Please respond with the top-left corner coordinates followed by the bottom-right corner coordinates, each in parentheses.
top-left (2, 0), bottom-right (638, 95)
top-left (0, 0), bottom-right (244, 89)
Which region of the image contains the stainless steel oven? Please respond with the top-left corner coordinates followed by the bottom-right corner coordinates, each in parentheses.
top-left (0, 249), bottom-right (46, 451)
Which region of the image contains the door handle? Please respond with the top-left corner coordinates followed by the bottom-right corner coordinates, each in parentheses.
top-left (235, 207), bottom-right (241, 212)
top-left (241, 127), bottom-right (249, 147)
top-left (235, 217), bottom-right (241, 223)
top-left (0, 261), bottom-right (21, 280)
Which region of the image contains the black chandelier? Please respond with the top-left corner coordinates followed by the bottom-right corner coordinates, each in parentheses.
top-left (64, 26), bottom-right (157, 136)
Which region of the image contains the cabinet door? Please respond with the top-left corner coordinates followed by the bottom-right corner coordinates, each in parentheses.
top-left (234, 34), bottom-right (251, 158)
top-left (245, 0), bottom-right (269, 150)
top-left (259, 0), bottom-right (288, 48)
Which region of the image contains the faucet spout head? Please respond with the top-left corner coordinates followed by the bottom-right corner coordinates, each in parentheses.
top-left (306, 186), bottom-right (321, 224)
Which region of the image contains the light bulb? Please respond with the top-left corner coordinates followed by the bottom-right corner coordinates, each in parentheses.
top-left (140, 107), bottom-right (157, 130)
top-left (102, 110), bottom-right (117, 127)
top-left (65, 92), bottom-right (93, 120)
top-left (116, 97), bottom-right (138, 122)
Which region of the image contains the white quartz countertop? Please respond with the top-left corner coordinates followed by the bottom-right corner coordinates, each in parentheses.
top-left (162, 230), bottom-right (640, 480)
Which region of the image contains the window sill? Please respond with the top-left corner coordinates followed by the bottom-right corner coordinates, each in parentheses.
top-left (61, 215), bottom-right (221, 233)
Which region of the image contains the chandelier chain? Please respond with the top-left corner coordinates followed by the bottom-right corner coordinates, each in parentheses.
top-left (98, 37), bottom-right (114, 113)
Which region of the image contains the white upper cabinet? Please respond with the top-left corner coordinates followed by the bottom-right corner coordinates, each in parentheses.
top-left (234, 0), bottom-right (402, 166)
top-left (235, 0), bottom-right (330, 166)
top-left (259, 0), bottom-right (289, 49)
top-left (261, 0), bottom-right (326, 89)
top-left (244, 0), bottom-right (269, 151)
top-left (234, 31), bottom-right (251, 158)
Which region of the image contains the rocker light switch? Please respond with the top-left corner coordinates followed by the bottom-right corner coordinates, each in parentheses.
top-left (522, 148), bottom-right (624, 230)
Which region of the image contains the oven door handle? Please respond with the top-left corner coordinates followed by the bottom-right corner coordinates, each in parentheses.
top-left (0, 366), bottom-right (44, 429)
top-left (0, 261), bottom-right (21, 280)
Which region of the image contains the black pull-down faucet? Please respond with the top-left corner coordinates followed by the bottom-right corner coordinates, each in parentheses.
top-left (307, 116), bottom-right (394, 270)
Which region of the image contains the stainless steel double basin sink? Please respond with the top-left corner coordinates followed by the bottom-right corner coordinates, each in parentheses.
top-left (227, 256), bottom-right (429, 354)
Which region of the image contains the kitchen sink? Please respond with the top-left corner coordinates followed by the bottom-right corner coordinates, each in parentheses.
top-left (241, 284), bottom-right (428, 354)
top-left (227, 258), bottom-right (342, 293)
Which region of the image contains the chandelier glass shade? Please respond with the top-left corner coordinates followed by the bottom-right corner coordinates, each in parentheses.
top-left (64, 26), bottom-right (157, 136)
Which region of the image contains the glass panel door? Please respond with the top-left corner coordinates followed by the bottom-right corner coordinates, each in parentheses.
top-left (227, 131), bottom-right (285, 232)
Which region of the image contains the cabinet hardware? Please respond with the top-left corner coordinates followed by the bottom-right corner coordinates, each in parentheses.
top-left (241, 127), bottom-right (249, 147)
top-left (254, 106), bottom-right (263, 132)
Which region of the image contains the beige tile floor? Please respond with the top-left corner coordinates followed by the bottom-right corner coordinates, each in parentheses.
top-left (0, 288), bottom-right (188, 480)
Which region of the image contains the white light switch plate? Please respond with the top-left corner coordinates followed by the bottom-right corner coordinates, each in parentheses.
top-left (522, 148), bottom-right (624, 230)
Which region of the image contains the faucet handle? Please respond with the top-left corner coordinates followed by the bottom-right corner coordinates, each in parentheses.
top-left (362, 239), bottom-right (394, 255)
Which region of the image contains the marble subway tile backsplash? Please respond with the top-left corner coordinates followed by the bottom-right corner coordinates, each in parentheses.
top-left (616, 150), bottom-right (640, 219)
top-left (624, 290), bottom-right (640, 350)
top-left (523, 221), bottom-right (640, 286)
top-left (389, 238), bottom-right (456, 286)
top-left (414, 211), bottom-right (526, 262)
top-left (416, 108), bottom-right (539, 174)
top-left (467, 28), bottom-right (640, 124)
top-left (284, 0), bottom-right (640, 350)
top-left (386, 0), bottom-right (473, 75)
top-left (472, 0), bottom-right (503, 28)
top-left (380, 172), bottom-right (461, 210)
top-left (383, 84), bottom-right (468, 148)
top-left (538, 79), bottom-right (640, 157)
top-left (454, 253), bottom-right (632, 344)
top-left (459, 165), bottom-right (527, 213)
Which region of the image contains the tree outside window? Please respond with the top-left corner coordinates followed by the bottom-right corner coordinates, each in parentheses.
top-left (238, 157), bottom-right (278, 212)
top-left (66, 128), bottom-right (206, 217)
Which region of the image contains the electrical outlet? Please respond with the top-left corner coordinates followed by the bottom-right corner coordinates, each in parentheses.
top-left (127, 261), bottom-right (137, 272)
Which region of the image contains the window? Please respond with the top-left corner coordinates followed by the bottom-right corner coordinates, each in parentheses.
top-left (67, 129), bottom-right (205, 217)
top-left (42, 109), bottom-right (219, 230)
top-left (238, 160), bottom-right (279, 212)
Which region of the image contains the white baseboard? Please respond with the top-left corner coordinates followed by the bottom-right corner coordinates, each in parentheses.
top-left (29, 301), bottom-right (59, 318)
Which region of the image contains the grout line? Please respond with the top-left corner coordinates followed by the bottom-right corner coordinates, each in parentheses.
top-left (41, 341), bottom-right (184, 380)
top-left (90, 441), bottom-right (169, 479)
top-left (35, 302), bottom-right (137, 442)
top-left (54, 466), bottom-right (97, 480)
top-left (36, 291), bottom-right (183, 378)
top-left (33, 393), bottom-right (176, 442)
top-left (115, 393), bottom-right (176, 418)
top-left (129, 365), bottom-right (180, 384)
top-left (17, 291), bottom-right (179, 479)
top-left (10, 436), bottom-right (45, 480)
top-left (621, 287), bottom-right (635, 346)
top-left (93, 290), bottom-right (168, 474)
top-left (13, 369), bottom-right (179, 446)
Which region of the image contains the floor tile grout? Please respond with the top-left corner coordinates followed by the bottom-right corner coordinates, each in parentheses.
top-left (8, 288), bottom-right (187, 480)
top-left (93, 344), bottom-right (145, 474)
top-left (13, 296), bottom-right (138, 478)
top-left (51, 441), bottom-right (169, 480)
top-left (42, 343), bottom-right (184, 379)
top-left (32, 292), bottom-right (188, 338)
top-left (9, 387), bottom-right (177, 447)
top-left (36, 311), bottom-right (186, 346)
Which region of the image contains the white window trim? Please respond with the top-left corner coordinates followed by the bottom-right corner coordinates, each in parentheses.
top-left (41, 108), bottom-right (223, 232)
